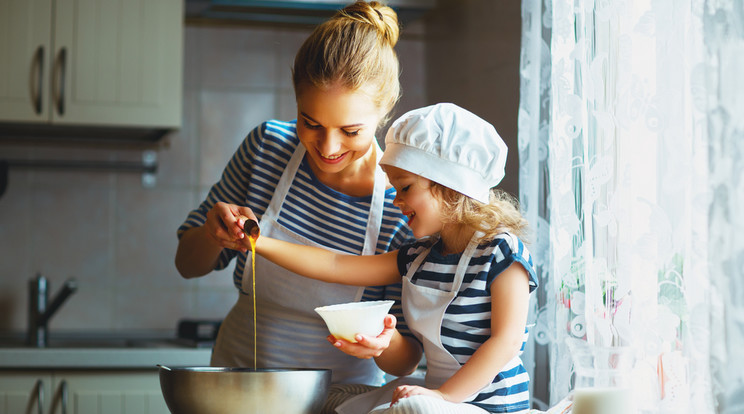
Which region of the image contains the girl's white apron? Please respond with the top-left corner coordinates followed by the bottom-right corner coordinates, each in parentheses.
top-left (337, 232), bottom-right (484, 413)
top-left (211, 143), bottom-right (388, 385)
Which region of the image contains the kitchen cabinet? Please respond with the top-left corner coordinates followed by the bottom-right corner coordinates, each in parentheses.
top-left (0, 0), bottom-right (183, 129)
top-left (0, 370), bottom-right (169, 414)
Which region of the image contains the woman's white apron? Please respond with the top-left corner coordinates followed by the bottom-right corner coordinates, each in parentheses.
top-left (211, 143), bottom-right (388, 385)
top-left (337, 232), bottom-right (484, 413)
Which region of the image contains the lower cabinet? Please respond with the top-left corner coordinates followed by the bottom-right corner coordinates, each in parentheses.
top-left (0, 371), bottom-right (169, 414)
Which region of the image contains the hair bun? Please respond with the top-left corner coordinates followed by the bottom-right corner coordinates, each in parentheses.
top-left (293, 0), bottom-right (402, 118)
top-left (339, 1), bottom-right (400, 47)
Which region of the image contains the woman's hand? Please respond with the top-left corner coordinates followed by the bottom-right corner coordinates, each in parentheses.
top-left (175, 202), bottom-right (257, 278)
top-left (327, 314), bottom-right (397, 359)
top-left (391, 385), bottom-right (444, 405)
top-left (204, 202), bottom-right (258, 252)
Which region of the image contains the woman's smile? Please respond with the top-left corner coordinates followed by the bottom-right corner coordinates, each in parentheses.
top-left (318, 150), bottom-right (349, 164)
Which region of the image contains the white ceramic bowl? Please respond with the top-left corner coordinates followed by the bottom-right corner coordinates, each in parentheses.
top-left (314, 300), bottom-right (395, 343)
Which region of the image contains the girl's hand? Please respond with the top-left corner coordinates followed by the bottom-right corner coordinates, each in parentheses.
top-left (327, 314), bottom-right (397, 359)
top-left (391, 385), bottom-right (444, 405)
top-left (204, 202), bottom-right (257, 252)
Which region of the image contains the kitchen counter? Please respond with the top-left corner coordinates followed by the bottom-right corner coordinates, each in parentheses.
top-left (0, 347), bottom-right (212, 369)
top-left (0, 331), bottom-right (213, 370)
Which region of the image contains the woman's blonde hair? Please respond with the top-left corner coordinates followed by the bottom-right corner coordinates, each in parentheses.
top-left (430, 183), bottom-right (530, 243)
top-left (292, 1), bottom-right (401, 126)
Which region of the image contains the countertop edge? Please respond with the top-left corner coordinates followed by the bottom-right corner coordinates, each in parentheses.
top-left (0, 348), bottom-right (212, 370)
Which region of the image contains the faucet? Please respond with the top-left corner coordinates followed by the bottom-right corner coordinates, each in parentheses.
top-left (27, 274), bottom-right (78, 347)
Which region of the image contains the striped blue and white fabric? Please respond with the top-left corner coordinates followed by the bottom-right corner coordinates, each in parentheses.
top-left (178, 119), bottom-right (414, 333)
top-left (396, 232), bottom-right (538, 413)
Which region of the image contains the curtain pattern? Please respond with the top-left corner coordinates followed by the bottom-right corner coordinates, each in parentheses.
top-left (518, 0), bottom-right (553, 409)
top-left (519, 0), bottom-right (744, 411)
top-left (705, 2), bottom-right (744, 412)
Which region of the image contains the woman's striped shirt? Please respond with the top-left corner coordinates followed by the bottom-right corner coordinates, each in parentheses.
top-left (397, 232), bottom-right (538, 413)
top-left (178, 119), bottom-right (414, 332)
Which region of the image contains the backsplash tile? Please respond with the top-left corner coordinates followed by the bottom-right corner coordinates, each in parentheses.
top-left (113, 286), bottom-right (194, 330)
top-left (0, 180), bottom-right (32, 285)
top-left (198, 25), bottom-right (281, 89)
top-left (155, 89), bottom-right (199, 187)
top-left (192, 284), bottom-right (239, 320)
top-left (29, 185), bottom-right (114, 286)
top-left (198, 90), bottom-right (276, 187)
top-left (113, 187), bottom-right (194, 290)
top-left (54, 286), bottom-right (115, 330)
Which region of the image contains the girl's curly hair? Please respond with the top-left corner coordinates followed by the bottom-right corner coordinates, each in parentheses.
top-left (429, 182), bottom-right (530, 244)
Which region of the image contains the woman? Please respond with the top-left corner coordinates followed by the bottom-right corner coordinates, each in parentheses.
top-left (174, 1), bottom-right (419, 411)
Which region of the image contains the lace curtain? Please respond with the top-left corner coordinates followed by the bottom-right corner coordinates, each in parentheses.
top-left (705, 2), bottom-right (744, 412)
top-left (518, 0), bottom-right (744, 412)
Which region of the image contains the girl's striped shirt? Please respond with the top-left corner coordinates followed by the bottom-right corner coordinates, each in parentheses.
top-left (397, 232), bottom-right (538, 413)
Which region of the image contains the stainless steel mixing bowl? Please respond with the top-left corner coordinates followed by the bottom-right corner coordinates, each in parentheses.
top-left (158, 366), bottom-right (331, 414)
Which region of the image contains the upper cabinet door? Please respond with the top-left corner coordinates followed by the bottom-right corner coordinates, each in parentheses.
top-left (0, 0), bottom-right (182, 129)
top-left (52, 0), bottom-right (183, 128)
top-left (0, 0), bottom-right (54, 122)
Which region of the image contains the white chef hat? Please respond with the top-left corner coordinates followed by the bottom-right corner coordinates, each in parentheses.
top-left (380, 103), bottom-right (507, 204)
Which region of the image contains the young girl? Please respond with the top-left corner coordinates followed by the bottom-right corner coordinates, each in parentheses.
top-left (249, 103), bottom-right (538, 414)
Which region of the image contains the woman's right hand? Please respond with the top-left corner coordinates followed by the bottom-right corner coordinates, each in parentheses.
top-left (204, 202), bottom-right (258, 253)
top-left (328, 314), bottom-right (397, 359)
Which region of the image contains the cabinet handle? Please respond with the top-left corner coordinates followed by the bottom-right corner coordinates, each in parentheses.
top-left (60, 380), bottom-right (69, 414)
top-left (55, 47), bottom-right (67, 116)
top-left (33, 46), bottom-right (44, 115)
top-left (33, 379), bottom-right (44, 414)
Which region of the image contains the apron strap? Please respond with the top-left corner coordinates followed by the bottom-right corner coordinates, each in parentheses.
top-left (362, 141), bottom-right (386, 255)
top-left (261, 143), bottom-right (305, 223)
top-left (404, 231), bottom-right (484, 294)
top-left (450, 231), bottom-right (483, 293)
